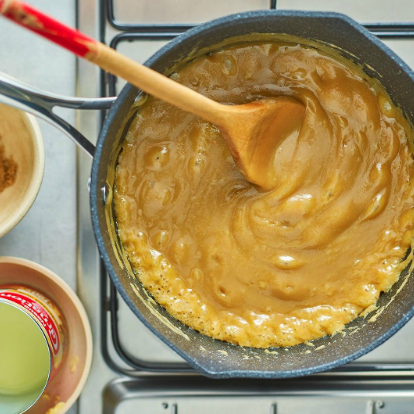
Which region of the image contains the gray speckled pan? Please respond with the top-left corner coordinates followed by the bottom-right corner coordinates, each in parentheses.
top-left (2, 10), bottom-right (414, 378)
top-left (89, 10), bottom-right (414, 378)
top-left (91, 11), bottom-right (414, 378)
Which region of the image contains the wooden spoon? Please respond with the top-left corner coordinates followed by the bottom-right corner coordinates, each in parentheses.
top-left (0, 0), bottom-right (306, 189)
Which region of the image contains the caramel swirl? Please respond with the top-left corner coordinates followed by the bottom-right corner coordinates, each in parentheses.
top-left (114, 41), bottom-right (414, 347)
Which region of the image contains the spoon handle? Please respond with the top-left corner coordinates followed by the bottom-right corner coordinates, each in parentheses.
top-left (0, 0), bottom-right (226, 125)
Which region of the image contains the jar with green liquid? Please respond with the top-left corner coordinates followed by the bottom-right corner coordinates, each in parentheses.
top-left (0, 286), bottom-right (67, 414)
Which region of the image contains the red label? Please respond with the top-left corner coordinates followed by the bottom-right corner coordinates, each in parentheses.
top-left (0, 291), bottom-right (60, 355)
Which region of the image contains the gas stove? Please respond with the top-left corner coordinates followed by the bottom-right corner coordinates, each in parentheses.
top-left (76, 1), bottom-right (414, 413)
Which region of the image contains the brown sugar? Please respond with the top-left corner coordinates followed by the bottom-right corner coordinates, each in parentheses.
top-left (0, 137), bottom-right (18, 194)
top-left (114, 40), bottom-right (414, 348)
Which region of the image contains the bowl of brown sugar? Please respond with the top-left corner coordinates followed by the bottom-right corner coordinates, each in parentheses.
top-left (0, 103), bottom-right (44, 238)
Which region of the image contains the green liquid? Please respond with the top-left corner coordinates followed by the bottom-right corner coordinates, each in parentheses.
top-left (0, 302), bottom-right (50, 413)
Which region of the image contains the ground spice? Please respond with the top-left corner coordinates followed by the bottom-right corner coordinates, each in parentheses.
top-left (0, 137), bottom-right (18, 194)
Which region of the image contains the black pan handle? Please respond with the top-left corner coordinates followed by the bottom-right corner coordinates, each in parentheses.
top-left (0, 71), bottom-right (116, 157)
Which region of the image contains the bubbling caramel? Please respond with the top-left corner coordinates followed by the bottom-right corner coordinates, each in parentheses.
top-left (114, 41), bottom-right (414, 347)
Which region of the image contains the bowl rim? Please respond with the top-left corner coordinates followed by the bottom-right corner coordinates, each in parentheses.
top-left (0, 110), bottom-right (45, 238)
top-left (0, 256), bottom-right (93, 414)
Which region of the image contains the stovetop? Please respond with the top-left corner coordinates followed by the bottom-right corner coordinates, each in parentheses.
top-left (76, 1), bottom-right (414, 413)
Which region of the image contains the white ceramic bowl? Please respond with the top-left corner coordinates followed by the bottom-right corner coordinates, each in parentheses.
top-left (0, 257), bottom-right (93, 414)
top-left (0, 104), bottom-right (44, 238)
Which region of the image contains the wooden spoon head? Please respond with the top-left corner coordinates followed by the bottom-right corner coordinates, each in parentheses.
top-left (220, 97), bottom-right (306, 190)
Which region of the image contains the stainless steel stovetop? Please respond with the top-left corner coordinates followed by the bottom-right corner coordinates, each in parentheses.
top-left (76, 1), bottom-right (414, 413)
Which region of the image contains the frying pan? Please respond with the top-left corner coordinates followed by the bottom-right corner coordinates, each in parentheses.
top-left (1, 10), bottom-right (414, 379)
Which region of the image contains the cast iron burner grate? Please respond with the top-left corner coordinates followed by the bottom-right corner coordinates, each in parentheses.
top-left (98, 0), bottom-right (414, 376)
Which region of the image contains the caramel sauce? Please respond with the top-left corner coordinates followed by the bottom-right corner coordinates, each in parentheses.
top-left (114, 41), bottom-right (414, 347)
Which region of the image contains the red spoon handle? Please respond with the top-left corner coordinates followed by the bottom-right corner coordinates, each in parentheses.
top-left (0, 0), bottom-right (226, 126)
top-left (0, 0), bottom-right (98, 58)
